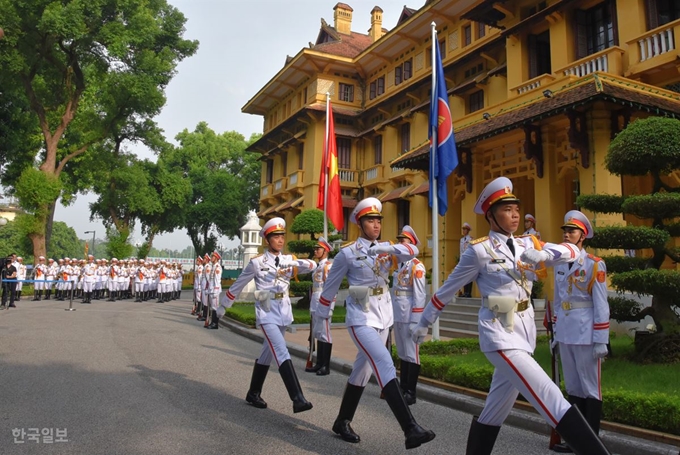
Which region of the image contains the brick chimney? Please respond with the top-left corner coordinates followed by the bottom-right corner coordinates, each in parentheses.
top-left (370, 6), bottom-right (384, 42)
top-left (333, 3), bottom-right (353, 35)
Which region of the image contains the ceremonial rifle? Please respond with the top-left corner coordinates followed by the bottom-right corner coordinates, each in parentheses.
top-left (545, 300), bottom-right (563, 450)
top-left (306, 286), bottom-right (315, 369)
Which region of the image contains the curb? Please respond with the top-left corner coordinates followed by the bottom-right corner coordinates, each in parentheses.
top-left (218, 318), bottom-right (679, 455)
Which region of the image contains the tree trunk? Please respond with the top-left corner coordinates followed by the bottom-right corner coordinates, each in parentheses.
top-left (45, 200), bottom-right (57, 253)
top-left (651, 295), bottom-right (680, 335)
top-left (28, 232), bottom-right (47, 261)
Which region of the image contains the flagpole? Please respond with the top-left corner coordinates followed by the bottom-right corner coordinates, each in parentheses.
top-left (431, 23), bottom-right (440, 341)
top-left (323, 92), bottom-right (330, 240)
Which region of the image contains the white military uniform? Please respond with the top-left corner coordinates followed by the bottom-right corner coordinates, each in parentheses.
top-left (392, 256), bottom-right (427, 364)
top-left (417, 177), bottom-right (581, 430)
top-left (224, 249), bottom-right (315, 365)
top-left (523, 214), bottom-right (541, 240)
top-left (318, 236), bottom-right (418, 389)
top-left (16, 260), bottom-right (26, 295)
top-left (311, 256), bottom-right (333, 343)
top-left (34, 259), bottom-right (47, 292)
top-left (209, 259), bottom-right (222, 310)
top-left (554, 211), bottom-right (610, 402)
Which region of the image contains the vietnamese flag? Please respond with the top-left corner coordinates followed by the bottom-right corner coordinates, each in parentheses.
top-left (317, 98), bottom-right (344, 231)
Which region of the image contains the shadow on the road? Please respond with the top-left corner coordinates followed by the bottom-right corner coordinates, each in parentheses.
top-left (200, 344), bottom-right (255, 362)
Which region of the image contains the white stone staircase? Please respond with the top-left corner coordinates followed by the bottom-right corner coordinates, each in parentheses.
top-left (437, 297), bottom-right (547, 339)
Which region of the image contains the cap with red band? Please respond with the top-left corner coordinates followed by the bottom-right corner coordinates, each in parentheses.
top-left (350, 197), bottom-right (383, 224)
top-left (561, 210), bottom-right (593, 238)
top-left (474, 176), bottom-right (521, 215)
top-left (396, 225), bottom-right (420, 247)
top-left (260, 217), bottom-right (286, 238)
top-left (315, 236), bottom-right (332, 252)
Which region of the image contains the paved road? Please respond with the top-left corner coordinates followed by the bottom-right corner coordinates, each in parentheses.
top-left (0, 298), bottom-right (671, 454)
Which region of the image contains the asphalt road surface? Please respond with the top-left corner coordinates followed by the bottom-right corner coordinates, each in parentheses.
top-left (0, 297), bottom-right (609, 454)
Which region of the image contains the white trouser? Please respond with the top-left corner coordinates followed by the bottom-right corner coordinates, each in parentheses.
top-left (478, 349), bottom-right (571, 428)
top-left (35, 279), bottom-right (45, 291)
top-left (45, 277), bottom-right (55, 290)
top-left (559, 343), bottom-right (602, 400)
top-left (312, 312), bottom-right (333, 343)
top-left (108, 280), bottom-right (116, 292)
top-left (135, 281), bottom-right (144, 293)
top-left (347, 325), bottom-right (397, 389)
top-left (256, 323), bottom-right (291, 367)
top-left (83, 280), bottom-right (94, 293)
top-left (16, 280), bottom-right (23, 291)
top-left (394, 321), bottom-right (420, 364)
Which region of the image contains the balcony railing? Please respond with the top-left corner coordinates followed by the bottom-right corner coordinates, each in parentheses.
top-left (288, 170), bottom-right (303, 188)
top-left (558, 46), bottom-right (624, 78)
top-left (273, 177), bottom-right (287, 194)
top-left (339, 169), bottom-right (358, 183)
top-left (626, 20), bottom-right (680, 76)
top-left (512, 74), bottom-right (556, 95)
top-left (261, 184), bottom-right (272, 198)
top-left (638, 23), bottom-right (676, 61)
top-left (363, 165), bottom-right (384, 183)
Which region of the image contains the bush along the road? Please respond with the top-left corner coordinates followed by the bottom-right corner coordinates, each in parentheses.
top-left (394, 335), bottom-right (680, 435)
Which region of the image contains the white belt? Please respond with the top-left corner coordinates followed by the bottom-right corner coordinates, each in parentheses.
top-left (395, 290), bottom-right (413, 296)
top-left (482, 297), bottom-right (530, 312)
top-left (560, 300), bottom-right (593, 310)
top-left (312, 285), bottom-right (323, 292)
top-left (369, 286), bottom-right (388, 296)
top-left (270, 291), bottom-right (288, 300)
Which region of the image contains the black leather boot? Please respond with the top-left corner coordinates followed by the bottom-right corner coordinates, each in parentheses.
top-left (332, 382), bottom-right (365, 443)
top-left (246, 361), bottom-right (269, 409)
top-left (208, 311), bottom-right (219, 329)
top-left (465, 416), bottom-right (500, 455)
top-left (306, 340), bottom-right (324, 373)
top-left (382, 378), bottom-right (435, 449)
top-left (278, 359), bottom-right (313, 413)
top-left (552, 395), bottom-right (586, 453)
top-left (316, 342), bottom-right (332, 376)
top-left (45, 290), bottom-right (51, 300)
top-left (404, 362), bottom-right (420, 406)
top-left (32, 291), bottom-right (39, 301)
top-left (585, 398), bottom-right (603, 435)
top-left (400, 361), bottom-right (410, 394)
top-left (556, 405), bottom-right (611, 455)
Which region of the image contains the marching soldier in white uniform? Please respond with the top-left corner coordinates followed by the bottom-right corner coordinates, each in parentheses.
top-left (32, 256), bottom-right (47, 301)
top-left (391, 225), bottom-right (427, 405)
top-left (206, 252), bottom-right (222, 329)
top-left (317, 198), bottom-right (435, 450)
top-left (199, 254), bottom-right (211, 324)
top-left (217, 217), bottom-right (316, 414)
top-left (411, 177), bottom-right (610, 455)
top-left (107, 258), bottom-right (119, 301)
top-left (551, 210), bottom-right (610, 453)
top-left (523, 213), bottom-right (541, 239)
top-left (460, 222), bottom-right (473, 297)
top-left (306, 237), bottom-right (334, 375)
top-left (192, 257), bottom-right (204, 315)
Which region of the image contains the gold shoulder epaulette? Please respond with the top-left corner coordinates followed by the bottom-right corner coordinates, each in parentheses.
top-left (253, 253), bottom-right (263, 259)
top-left (470, 236), bottom-right (489, 245)
top-left (341, 241), bottom-right (355, 249)
top-left (587, 253), bottom-right (602, 262)
top-left (291, 254), bottom-right (298, 260)
top-left (517, 234), bottom-right (531, 239)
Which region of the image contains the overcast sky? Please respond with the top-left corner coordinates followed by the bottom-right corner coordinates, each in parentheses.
top-left (53, 0), bottom-right (414, 252)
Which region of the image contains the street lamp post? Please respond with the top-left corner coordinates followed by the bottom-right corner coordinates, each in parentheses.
top-left (84, 231), bottom-right (95, 256)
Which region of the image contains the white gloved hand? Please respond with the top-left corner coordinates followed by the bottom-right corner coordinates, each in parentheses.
top-left (368, 244), bottom-right (394, 257)
top-left (219, 292), bottom-right (234, 309)
top-left (410, 320), bottom-right (430, 344)
top-left (520, 249), bottom-right (550, 265)
top-left (550, 337), bottom-right (559, 354)
top-left (277, 259), bottom-right (298, 269)
top-left (216, 305), bottom-right (226, 319)
top-left (593, 343), bottom-right (608, 359)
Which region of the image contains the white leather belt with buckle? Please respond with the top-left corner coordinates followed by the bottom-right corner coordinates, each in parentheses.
top-left (270, 292), bottom-right (287, 300)
top-left (395, 290), bottom-right (413, 296)
top-left (369, 286), bottom-right (386, 296)
top-left (561, 300), bottom-right (593, 310)
top-left (483, 298), bottom-right (530, 312)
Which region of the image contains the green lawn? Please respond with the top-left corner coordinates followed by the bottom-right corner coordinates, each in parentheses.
top-left (225, 302), bottom-right (346, 326)
top-left (414, 335), bottom-right (680, 434)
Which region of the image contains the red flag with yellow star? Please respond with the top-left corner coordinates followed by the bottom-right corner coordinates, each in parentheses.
top-left (317, 99), bottom-right (344, 231)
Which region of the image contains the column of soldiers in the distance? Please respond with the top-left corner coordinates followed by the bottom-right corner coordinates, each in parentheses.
top-left (7, 255), bottom-right (185, 305)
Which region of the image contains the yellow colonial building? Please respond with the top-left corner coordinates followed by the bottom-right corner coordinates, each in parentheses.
top-left (242, 0), bottom-right (680, 287)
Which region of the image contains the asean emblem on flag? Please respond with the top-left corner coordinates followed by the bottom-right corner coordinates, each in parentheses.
top-left (436, 98), bottom-right (453, 146)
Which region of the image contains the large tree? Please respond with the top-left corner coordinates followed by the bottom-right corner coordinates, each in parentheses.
top-left (577, 116), bottom-right (680, 362)
top-left (0, 0), bottom-right (198, 258)
top-left (163, 122), bottom-right (260, 256)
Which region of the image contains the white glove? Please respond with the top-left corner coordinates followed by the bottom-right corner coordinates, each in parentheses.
top-left (277, 259), bottom-right (298, 269)
top-left (410, 320), bottom-right (430, 344)
top-left (216, 305), bottom-right (226, 319)
top-left (219, 292), bottom-right (234, 309)
top-left (368, 244), bottom-right (394, 257)
top-left (520, 249), bottom-right (550, 265)
top-left (593, 343), bottom-right (608, 359)
top-left (550, 337), bottom-right (559, 354)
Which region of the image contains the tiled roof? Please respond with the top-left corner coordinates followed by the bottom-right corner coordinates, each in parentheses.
top-left (391, 74), bottom-right (680, 170)
top-left (313, 20), bottom-right (373, 58)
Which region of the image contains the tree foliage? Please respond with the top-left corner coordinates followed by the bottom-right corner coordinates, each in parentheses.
top-left (48, 221), bottom-right (83, 260)
top-left (0, 0), bottom-right (198, 259)
top-left (162, 122), bottom-right (260, 256)
top-left (577, 116), bottom-right (680, 362)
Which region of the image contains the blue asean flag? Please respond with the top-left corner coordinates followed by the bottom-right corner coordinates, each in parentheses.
top-left (428, 40), bottom-right (458, 216)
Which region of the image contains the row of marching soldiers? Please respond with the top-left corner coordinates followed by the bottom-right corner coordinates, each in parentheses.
top-left (30, 255), bottom-right (183, 304)
top-left (190, 252), bottom-right (223, 329)
top-left (200, 181), bottom-right (613, 454)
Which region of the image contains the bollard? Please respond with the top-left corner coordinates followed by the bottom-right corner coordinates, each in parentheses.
top-left (65, 283), bottom-right (76, 311)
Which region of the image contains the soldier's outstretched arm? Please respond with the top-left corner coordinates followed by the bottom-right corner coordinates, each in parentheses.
top-left (318, 251), bottom-right (348, 318)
